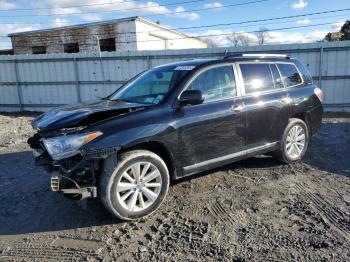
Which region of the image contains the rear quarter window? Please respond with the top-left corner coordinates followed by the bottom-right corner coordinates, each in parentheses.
top-left (293, 60), bottom-right (313, 84)
top-left (277, 63), bottom-right (303, 87)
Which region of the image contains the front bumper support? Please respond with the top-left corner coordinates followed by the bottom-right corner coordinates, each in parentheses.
top-left (51, 175), bottom-right (97, 200)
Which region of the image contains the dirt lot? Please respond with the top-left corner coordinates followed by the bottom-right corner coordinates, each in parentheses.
top-left (0, 113), bottom-right (349, 261)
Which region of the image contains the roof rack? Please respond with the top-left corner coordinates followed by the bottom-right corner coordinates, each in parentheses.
top-left (224, 53), bottom-right (290, 59)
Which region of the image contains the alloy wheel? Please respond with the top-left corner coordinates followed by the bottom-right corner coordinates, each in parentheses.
top-left (116, 161), bottom-right (162, 212)
top-left (285, 125), bottom-right (306, 159)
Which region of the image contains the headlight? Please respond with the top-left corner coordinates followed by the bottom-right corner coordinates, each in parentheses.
top-left (43, 131), bottom-right (102, 160)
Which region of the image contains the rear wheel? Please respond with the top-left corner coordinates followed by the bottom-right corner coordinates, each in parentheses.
top-left (100, 150), bottom-right (170, 220)
top-left (272, 118), bottom-right (309, 163)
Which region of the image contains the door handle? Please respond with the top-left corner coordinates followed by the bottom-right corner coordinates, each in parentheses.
top-left (231, 104), bottom-right (244, 113)
top-left (279, 96), bottom-right (293, 104)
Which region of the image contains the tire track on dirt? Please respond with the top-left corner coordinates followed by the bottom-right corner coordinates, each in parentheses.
top-left (295, 183), bottom-right (350, 241)
top-left (0, 241), bottom-right (100, 261)
top-left (209, 201), bottom-right (237, 226)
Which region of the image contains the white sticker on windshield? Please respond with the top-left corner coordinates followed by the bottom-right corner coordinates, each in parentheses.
top-left (174, 66), bottom-right (195, 71)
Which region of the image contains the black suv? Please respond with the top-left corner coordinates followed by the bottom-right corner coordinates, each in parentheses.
top-left (28, 54), bottom-right (323, 220)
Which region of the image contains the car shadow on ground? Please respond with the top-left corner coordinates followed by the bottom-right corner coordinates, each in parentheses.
top-left (304, 121), bottom-right (350, 176)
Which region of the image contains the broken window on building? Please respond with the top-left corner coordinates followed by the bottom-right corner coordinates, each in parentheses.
top-left (99, 38), bottom-right (116, 52)
top-left (64, 43), bottom-right (79, 53)
top-left (32, 46), bottom-right (46, 54)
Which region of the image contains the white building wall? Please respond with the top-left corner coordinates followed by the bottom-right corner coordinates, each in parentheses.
top-left (134, 19), bottom-right (207, 51)
top-left (113, 20), bottom-right (138, 51)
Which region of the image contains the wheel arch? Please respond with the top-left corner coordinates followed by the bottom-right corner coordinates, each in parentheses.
top-left (290, 112), bottom-right (311, 135)
top-left (119, 141), bottom-right (177, 180)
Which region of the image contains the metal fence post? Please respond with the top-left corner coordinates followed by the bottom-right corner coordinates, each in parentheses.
top-left (147, 55), bottom-right (151, 69)
top-left (13, 59), bottom-right (23, 111)
top-left (74, 57), bottom-right (82, 102)
top-left (318, 46), bottom-right (324, 88)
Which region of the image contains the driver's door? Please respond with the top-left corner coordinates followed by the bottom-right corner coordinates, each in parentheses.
top-left (173, 64), bottom-right (246, 174)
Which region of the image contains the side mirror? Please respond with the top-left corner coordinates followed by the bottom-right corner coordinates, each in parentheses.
top-left (178, 90), bottom-right (204, 106)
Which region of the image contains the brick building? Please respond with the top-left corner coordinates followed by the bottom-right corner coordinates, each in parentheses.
top-left (8, 16), bottom-right (207, 55)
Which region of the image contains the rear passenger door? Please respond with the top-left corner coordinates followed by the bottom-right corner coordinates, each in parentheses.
top-left (237, 62), bottom-right (289, 150)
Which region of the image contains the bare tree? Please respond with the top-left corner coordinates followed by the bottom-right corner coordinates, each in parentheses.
top-left (201, 37), bottom-right (219, 48)
top-left (256, 27), bottom-right (269, 45)
top-left (237, 34), bottom-right (251, 47)
top-left (227, 32), bottom-right (251, 47)
top-left (226, 33), bottom-right (240, 47)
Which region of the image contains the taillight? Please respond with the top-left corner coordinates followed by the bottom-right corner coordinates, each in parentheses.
top-left (314, 87), bottom-right (323, 103)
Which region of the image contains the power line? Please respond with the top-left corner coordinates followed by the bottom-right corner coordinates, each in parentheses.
top-left (0, 6), bottom-right (347, 30)
top-left (2, 8), bottom-right (348, 38)
top-left (0, 0), bottom-right (206, 15)
top-left (0, 0), bottom-right (270, 17)
top-left (0, 22), bottom-right (339, 45)
top-left (168, 8), bottom-right (350, 31)
top-left (186, 12), bottom-right (350, 33)
top-left (0, 0), bottom-right (175, 12)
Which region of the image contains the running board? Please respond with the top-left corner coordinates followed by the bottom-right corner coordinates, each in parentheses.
top-left (183, 142), bottom-right (278, 173)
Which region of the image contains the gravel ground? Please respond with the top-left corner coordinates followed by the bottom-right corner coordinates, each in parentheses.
top-left (0, 113), bottom-right (349, 261)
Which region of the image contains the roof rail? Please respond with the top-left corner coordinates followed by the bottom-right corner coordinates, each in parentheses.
top-left (224, 53), bottom-right (290, 59)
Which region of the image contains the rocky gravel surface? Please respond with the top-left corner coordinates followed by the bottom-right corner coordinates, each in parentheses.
top-left (0, 113), bottom-right (349, 261)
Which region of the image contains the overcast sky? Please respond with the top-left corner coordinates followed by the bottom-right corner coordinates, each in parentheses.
top-left (0, 0), bottom-right (349, 49)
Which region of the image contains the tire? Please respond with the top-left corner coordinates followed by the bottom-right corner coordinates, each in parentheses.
top-left (272, 118), bottom-right (309, 164)
top-left (100, 150), bottom-right (170, 220)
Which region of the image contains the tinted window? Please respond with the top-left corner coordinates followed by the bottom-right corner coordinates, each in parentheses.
top-left (277, 63), bottom-right (303, 87)
top-left (240, 63), bottom-right (274, 94)
top-left (187, 65), bottom-right (236, 102)
top-left (293, 60), bottom-right (313, 84)
top-left (270, 64), bottom-right (284, 89)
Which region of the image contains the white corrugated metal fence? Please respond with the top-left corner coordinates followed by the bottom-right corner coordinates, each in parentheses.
top-left (0, 41), bottom-right (350, 112)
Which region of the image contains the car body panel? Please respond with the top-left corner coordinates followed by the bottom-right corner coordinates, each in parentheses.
top-left (172, 97), bottom-right (246, 167)
top-left (32, 99), bottom-right (148, 131)
top-left (241, 89), bottom-right (289, 149)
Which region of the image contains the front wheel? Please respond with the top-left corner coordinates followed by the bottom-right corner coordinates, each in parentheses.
top-left (100, 150), bottom-right (170, 220)
top-left (272, 118), bottom-right (309, 164)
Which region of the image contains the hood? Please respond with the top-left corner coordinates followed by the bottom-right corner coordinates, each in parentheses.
top-left (32, 99), bottom-right (147, 132)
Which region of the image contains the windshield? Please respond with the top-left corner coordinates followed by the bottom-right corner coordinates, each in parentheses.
top-left (110, 65), bottom-right (192, 104)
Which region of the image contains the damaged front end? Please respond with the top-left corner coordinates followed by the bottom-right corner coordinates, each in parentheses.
top-left (26, 99), bottom-right (149, 200)
top-left (28, 127), bottom-right (118, 200)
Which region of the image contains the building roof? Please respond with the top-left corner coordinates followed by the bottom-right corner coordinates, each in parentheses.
top-left (7, 16), bottom-right (196, 40)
